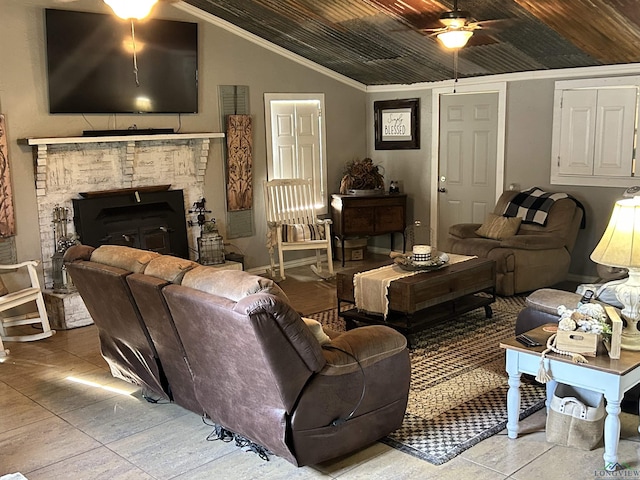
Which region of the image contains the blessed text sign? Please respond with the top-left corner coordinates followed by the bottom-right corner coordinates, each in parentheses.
top-left (374, 98), bottom-right (420, 150)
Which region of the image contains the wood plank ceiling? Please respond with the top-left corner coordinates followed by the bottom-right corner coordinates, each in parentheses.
top-left (185, 0), bottom-right (640, 85)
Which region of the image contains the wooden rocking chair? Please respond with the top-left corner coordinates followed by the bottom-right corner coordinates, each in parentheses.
top-left (263, 179), bottom-right (334, 280)
top-left (0, 260), bottom-right (55, 354)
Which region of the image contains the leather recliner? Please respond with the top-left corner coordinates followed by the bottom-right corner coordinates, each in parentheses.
top-left (447, 190), bottom-right (583, 296)
top-left (65, 244), bottom-right (411, 466)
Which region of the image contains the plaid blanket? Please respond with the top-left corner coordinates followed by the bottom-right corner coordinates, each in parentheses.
top-left (503, 187), bottom-right (568, 226)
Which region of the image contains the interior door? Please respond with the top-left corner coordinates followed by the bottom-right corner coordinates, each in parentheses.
top-left (437, 92), bottom-right (499, 250)
top-left (265, 95), bottom-right (327, 212)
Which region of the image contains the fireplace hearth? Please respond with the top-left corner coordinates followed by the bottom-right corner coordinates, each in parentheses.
top-left (72, 187), bottom-right (189, 258)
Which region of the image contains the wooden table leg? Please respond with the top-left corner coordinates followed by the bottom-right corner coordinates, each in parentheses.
top-left (505, 350), bottom-right (521, 439)
top-left (603, 395), bottom-right (622, 471)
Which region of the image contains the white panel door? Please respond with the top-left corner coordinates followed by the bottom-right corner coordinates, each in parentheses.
top-left (265, 95), bottom-right (327, 211)
top-left (593, 88), bottom-right (637, 177)
top-left (438, 93), bottom-right (498, 250)
top-left (558, 89), bottom-right (597, 175)
top-left (273, 110), bottom-right (296, 178)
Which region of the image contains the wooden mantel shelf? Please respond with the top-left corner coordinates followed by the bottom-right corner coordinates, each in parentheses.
top-left (20, 132), bottom-right (225, 146)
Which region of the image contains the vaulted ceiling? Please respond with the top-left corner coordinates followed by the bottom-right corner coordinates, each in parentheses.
top-left (184, 0), bottom-right (640, 85)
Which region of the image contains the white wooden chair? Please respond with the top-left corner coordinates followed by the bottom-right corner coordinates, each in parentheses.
top-left (264, 179), bottom-right (334, 280)
top-left (0, 261), bottom-right (55, 348)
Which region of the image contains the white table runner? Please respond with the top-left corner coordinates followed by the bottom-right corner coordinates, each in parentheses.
top-left (353, 253), bottom-right (475, 318)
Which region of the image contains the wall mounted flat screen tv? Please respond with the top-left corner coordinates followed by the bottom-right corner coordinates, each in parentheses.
top-left (45, 9), bottom-right (198, 114)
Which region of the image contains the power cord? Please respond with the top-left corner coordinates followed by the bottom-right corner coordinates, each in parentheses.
top-left (321, 345), bottom-right (366, 426)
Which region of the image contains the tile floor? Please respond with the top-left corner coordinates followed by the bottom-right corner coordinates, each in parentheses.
top-left (1, 260), bottom-right (640, 479)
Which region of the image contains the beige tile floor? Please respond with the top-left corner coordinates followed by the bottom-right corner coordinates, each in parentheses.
top-left (1, 259), bottom-right (640, 479)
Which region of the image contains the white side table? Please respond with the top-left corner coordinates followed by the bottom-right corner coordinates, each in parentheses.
top-left (501, 326), bottom-right (640, 472)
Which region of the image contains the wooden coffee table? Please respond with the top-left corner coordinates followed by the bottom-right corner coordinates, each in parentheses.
top-left (336, 257), bottom-right (496, 339)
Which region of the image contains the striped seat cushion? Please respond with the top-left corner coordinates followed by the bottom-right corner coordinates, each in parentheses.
top-left (282, 223), bottom-right (326, 242)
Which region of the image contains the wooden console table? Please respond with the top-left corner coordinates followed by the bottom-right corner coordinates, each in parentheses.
top-left (331, 193), bottom-right (407, 266)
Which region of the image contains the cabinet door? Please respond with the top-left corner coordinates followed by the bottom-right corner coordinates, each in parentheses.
top-left (558, 89), bottom-right (596, 176)
top-left (593, 88), bottom-right (637, 177)
top-left (374, 206), bottom-right (405, 233)
top-left (342, 207), bottom-right (375, 235)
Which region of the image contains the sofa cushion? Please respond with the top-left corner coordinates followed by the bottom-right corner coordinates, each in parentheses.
top-left (282, 223), bottom-right (326, 242)
top-left (475, 214), bottom-right (521, 240)
top-left (144, 256), bottom-right (198, 284)
top-left (90, 245), bottom-right (160, 273)
top-left (182, 266), bottom-right (290, 303)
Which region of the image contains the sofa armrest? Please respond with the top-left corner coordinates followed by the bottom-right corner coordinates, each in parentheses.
top-left (449, 223), bottom-right (482, 239)
top-left (319, 325), bottom-right (407, 376)
top-left (499, 234), bottom-right (566, 250)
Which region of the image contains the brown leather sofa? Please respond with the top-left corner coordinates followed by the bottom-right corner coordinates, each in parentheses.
top-left (64, 244), bottom-right (411, 466)
top-left (447, 190), bottom-right (583, 296)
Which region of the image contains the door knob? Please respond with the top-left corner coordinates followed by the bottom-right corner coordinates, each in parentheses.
top-left (438, 187), bottom-right (447, 193)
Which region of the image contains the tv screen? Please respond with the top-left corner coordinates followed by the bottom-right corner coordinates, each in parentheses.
top-left (45, 9), bottom-right (198, 114)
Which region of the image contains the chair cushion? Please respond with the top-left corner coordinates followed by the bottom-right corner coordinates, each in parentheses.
top-left (475, 214), bottom-right (521, 240)
top-left (525, 288), bottom-right (581, 315)
top-left (282, 224), bottom-right (326, 242)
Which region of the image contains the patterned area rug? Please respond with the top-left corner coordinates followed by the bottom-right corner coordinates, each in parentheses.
top-left (307, 295), bottom-right (546, 465)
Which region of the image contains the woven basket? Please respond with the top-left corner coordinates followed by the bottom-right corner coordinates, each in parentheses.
top-left (546, 383), bottom-right (605, 450)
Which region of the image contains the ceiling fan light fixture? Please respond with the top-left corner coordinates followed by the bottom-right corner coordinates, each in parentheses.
top-left (104, 0), bottom-right (159, 20)
top-left (437, 29), bottom-right (473, 49)
top-left (439, 10), bottom-right (470, 29)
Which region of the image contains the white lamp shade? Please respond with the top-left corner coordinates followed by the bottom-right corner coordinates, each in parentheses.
top-left (591, 197), bottom-right (640, 268)
top-left (437, 30), bottom-right (473, 49)
top-left (104, 0), bottom-right (158, 20)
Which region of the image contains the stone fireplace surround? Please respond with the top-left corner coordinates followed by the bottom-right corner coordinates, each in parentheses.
top-left (24, 132), bottom-right (224, 328)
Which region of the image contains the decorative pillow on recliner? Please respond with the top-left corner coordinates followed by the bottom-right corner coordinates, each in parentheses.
top-left (302, 317), bottom-right (332, 345)
top-left (475, 213), bottom-right (522, 240)
top-left (282, 223), bottom-right (326, 242)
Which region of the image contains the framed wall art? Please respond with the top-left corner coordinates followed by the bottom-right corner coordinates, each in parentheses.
top-left (374, 98), bottom-right (420, 150)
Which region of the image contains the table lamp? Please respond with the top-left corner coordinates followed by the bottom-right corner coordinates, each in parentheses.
top-left (591, 197), bottom-right (640, 350)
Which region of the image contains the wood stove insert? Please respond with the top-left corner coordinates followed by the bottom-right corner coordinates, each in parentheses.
top-left (72, 187), bottom-right (189, 258)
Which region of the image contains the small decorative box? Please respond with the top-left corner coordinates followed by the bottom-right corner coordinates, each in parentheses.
top-left (555, 331), bottom-right (601, 357)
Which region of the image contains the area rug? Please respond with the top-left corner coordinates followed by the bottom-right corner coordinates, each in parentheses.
top-left (307, 295), bottom-right (546, 465)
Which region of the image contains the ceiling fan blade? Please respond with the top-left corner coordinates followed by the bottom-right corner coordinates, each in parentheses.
top-left (465, 31), bottom-right (499, 47)
top-left (474, 18), bottom-right (517, 29)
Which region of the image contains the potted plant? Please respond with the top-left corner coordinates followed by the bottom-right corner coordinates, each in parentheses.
top-left (339, 158), bottom-right (385, 195)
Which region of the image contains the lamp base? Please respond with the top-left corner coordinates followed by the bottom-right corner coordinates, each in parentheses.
top-left (616, 269), bottom-right (640, 351)
top-left (621, 329), bottom-right (640, 351)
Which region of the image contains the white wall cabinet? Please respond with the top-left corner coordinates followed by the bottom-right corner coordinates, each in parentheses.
top-left (551, 76), bottom-right (640, 187)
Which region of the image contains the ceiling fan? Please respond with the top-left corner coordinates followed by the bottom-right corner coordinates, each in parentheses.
top-left (420, 0), bottom-right (499, 49)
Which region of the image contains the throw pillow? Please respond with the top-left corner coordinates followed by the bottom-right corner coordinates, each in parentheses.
top-left (302, 317), bottom-right (332, 345)
top-left (282, 223), bottom-right (326, 242)
top-left (475, 213), bottom-right (522, 240)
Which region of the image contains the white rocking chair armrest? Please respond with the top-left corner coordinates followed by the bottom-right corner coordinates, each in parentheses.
top-left (0, 260), bottom-right (39, 271)
top-left (316, 218), bottom-right (333, 225)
